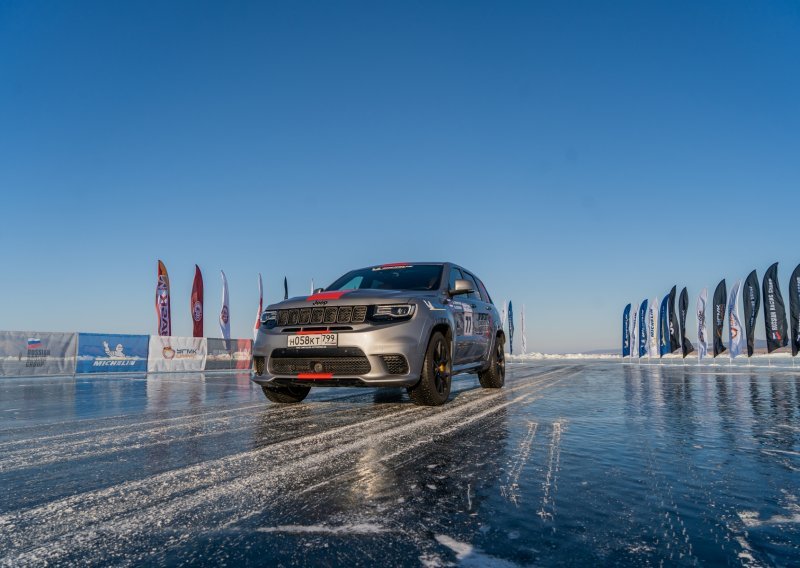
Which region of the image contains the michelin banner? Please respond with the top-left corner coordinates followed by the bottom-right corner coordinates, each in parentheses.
top-left (77, 333), bottom-right (149, 374)
top-left (0, 331), bottom-right (78, 377)
top-left (148, 336), bottom-right (207, 373)
top-left (206, 338), bottom-right (253, 370)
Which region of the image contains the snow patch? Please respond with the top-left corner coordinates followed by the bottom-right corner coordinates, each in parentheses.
top-left (257, 523), bottom-right (387, 535)
top-left (435, 535), bottom-right (520, 567)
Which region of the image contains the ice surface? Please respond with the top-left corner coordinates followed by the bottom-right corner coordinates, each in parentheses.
top-left (0, 363), bottom-right (798, 566)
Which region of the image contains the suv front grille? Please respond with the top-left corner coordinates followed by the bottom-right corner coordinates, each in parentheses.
top-left (269, 357), bottom-right (371, 376)
top-left (278, 305), bottom-right (368, 326)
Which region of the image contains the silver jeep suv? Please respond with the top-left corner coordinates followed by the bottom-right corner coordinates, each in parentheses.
top-left (252, 262), bottom-right (506, 406)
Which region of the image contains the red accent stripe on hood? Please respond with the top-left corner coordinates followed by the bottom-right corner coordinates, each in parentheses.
top-left (297, 373), bottom-right (333, 379)
top-left (306, 291), bottom-right (349, 301)
top-left (380, 262), bottom-right (411, 268)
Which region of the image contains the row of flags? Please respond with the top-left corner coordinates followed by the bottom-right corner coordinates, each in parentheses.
top-left (623, 262), bottom-right (800, 360)
top-left (155, 260), bottom-right (282, 340)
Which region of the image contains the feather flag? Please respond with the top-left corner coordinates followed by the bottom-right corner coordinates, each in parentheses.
top-left (310, 279), bottom-right (315, 294)
top-left (762, 262), bottom-right (789, 353)
top-left (679, 288), bottom-right (694, 358)
top-left (220, 270), bottom-right (230, 340)
top-left (697, 288), bottom-right (708, 360)
top-left (743, 270), bottom-right (760, 357)
top-left (254, 273), bottom-right (263, 340)
top-left (638, 300), bottom-right (649, 358)
top-left (622, 303), bottom-right (632, 357)
top-left (790, 263), bottom-right (800, 357)
top-left (658, 295), bottom-right (670, 357)
top-left (631, 303), bottom-right (639, 359)
top-left (712, 279), bottom-right (727, 357)
top-left (521, 304), bottom-right (527, 354)
top-left (508, 301), bottom-right (515, 355)
top-left (284, 276), bottom-right (288, 300)
top-left (648, 298), bottom-right (658, 357)
top-left (155, 260), bottom-right (171, 336)
top-left (728, 279), bottom-right (744, 359)
top-left (667, 286), bottom-right (680, 354)
top-left (191, 265), bottom-right (203, 338)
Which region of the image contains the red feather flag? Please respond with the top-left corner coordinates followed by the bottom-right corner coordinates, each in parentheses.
top-left (191, 265), bottom-right (204, 338)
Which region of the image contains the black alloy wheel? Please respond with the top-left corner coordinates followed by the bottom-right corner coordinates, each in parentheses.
top-left (408, 331), bottom-right (452, 406)
top-left (478, 335), bottom-right (506, 388)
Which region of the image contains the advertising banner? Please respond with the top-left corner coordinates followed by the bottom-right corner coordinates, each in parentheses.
top-left (220, 270), bottom-right (231, 340)
top-left (148, 336), bottom-right (207, 373)
top-left (678, 287), bottom-right (694, 358)
top-left (743, 270), bottom-right (760, 357)
top-left (728, 280), bottom-right (744, 359)
top-left (191, 265), bottom-right (204, 338)
top-left (667, 286), bottom-right (680, 355)
top-left (637, 300), bottom-right (648, 358)
top-left (76, 333), bottom-right (149, 374)
top-left (206, 338), bottom-right (253, 370)
top-left (791, 263), bottom-right (800, 357)
top-left (658, 295), bottom-right (670, 357)
top-left (156, 260), bottom-right (171, 336)
top-left (696, 288), bottom-right (708, 360)
top-left (254, 272), bottom-right (263, 340)
top-left (0, 331), bottom-right (78, 377)
top-left (762, 262), bottom-right (789, 353)
top-left (647, 298), bottom-right (658, 357)
top-left (712, 279), bottom-right (727, 357)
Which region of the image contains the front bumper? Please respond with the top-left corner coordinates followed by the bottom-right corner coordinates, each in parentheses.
top-left (251, 320), bottom-right (428, 388)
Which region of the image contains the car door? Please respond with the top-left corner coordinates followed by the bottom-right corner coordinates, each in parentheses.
top-left (447, 266), bottom-right (472, 365)
top-left (462, 271), bottom-right (490, 361)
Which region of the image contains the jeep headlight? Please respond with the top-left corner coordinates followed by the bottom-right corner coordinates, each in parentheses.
top-left (260, 310), bottom-right (278, 329)
top-left (370, 304), bottom-right (416, 322)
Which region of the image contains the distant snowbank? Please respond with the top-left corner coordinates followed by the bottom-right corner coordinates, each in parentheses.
top-left (506, 351), bottom-right (798, 362)
top-left (506, 352), bottom-right (619, 361)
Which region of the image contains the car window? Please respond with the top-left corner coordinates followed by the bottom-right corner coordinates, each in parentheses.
top-left (337, 275), bottom-right (363, 290)
top-left (327, 264), bottom-right (443, 291)
top-left (460, 272), bottom-right (480, 300)
top-left (447, 267), bottom-right (464, 291)
top-left (476, 278), bottom-right (493, 304)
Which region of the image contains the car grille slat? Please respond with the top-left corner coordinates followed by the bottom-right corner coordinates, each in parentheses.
top-left (278, 305), bottom-right (368, 327)
top-left (337, 306), bottom-right (352, 323)
top-left (352, 306), bottom-right (367, 323)
top-left (269, 357), bottom-right (371, 376)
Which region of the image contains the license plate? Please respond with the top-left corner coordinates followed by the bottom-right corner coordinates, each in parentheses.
top-left (287, 333), bottom-right (338, 348)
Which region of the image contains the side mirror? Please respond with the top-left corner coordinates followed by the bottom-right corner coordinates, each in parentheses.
top-left (313, 288), bottom-right (325, 294)
top-left (449, 279), bottom-right (474, 296)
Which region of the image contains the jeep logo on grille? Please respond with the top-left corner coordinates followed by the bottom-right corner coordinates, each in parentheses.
top-left (312, 300), bottom-right (328, 306)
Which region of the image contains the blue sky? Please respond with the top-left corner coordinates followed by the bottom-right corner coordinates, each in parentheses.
top-left (1, 1), bottom-right (798, 352)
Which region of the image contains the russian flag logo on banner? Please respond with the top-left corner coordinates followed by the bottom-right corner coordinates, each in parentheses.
top-left (27, 338), bottom-right (42, 349)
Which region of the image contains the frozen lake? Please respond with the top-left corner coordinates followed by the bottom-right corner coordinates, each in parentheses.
top-left (0, 361), bottom-right (798, 566)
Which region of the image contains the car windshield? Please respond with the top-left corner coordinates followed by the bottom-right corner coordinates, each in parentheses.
top-left (327, 264), bottom-right (443, 291)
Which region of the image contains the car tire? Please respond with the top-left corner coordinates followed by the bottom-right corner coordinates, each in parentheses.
top-left (261, 384), bottom-right (310, 404)
top-left (478, 335), bottom-right (505, 388)
top-left (408, 331), bottom-right (452, 406)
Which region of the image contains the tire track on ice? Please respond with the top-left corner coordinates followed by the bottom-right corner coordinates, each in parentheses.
top-left (537, 419), bottom-right (564, 520)
top-left (0, 366), bottom-right (576, 565)
top-left (0, 380), bottom-right (485, 473)
top-left (500, 421), bottom-right (538, 505)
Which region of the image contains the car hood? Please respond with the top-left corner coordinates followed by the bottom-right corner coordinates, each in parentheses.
top-left (268, 288), bottom-right (437, 310)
